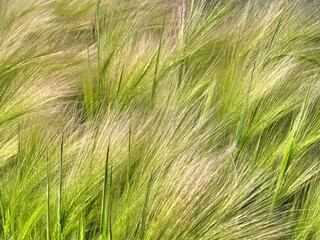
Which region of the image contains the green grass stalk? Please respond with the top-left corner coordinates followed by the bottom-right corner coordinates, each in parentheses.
top-left (107, 167), bottom-right (112, 240)
top-left (140, 174), bottom-right (153, 240)
top-left (150, 16), bottom-right (165, 106)
top-left (100, 144), bottom-right (109, 239)
top-left (57, 133), bottom-right (63, 240)
top-left (236, 63), bottom-right (256, 148)
top-left (46, 152), bottom-right (50, 240)
top-left (96, 0), bottom-right (102, 103)
top-left (0, 190), bottom-right (7, 240)
top-left (127, 116), bottom-right (131, 193)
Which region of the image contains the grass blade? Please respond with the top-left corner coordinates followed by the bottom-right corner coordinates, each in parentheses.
top-left (150, 16), bottom-right (165, 105)
top-left (96, 0), bottom-right (102, 102)
top-left (77, 213), bottom-right (85, 240)
top-left (140, 173), bottom-right (153, 240)
top-left (57, 132), bottom-right (63, 240)
top-left (100, 143), bottom-right (109, 239)
top-left (46, 152), bottom-right (50, 240)
top-left (107, 167), bottom-right (112, 240)
top-left (0, 190), bottom-right (7, 240)
top-left (127, 115), bottom-right (131, 193)
top-left (236, 63), bottom-right (256, 148)
top-left (9, 205), bottom-right (15, 240)
top-left (117, 68), bottom-right (124, 100)
top-left (263, 0), bottom-right (287, 67)
top-left (17, 123), bottom-right (21, 174)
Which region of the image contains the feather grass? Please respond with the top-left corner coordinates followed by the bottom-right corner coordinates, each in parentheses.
top-left (0, 0), bottom-right (319, 239)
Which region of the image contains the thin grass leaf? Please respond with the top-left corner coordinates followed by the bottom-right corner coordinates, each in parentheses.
top-left (252, 131), bottom-right (263, 165)
top-left (127, 115), bottom-right (131, 193)
top-left (57, 132), bottom-right (63, 240)
top-left (236, 63), bottom-right (256, 148)
top-left (96, 0), bottom-right (102, 102)
top-left (108, 167), bottom-right (112, 240)
top-left (0, 190), bottom-right (7, 240)
top-left (100, 143), bottom-right (109, 239)
top-left (46, 152), bottom-right (50, 240)
top-left (77, 219), bottom-right (80, 240)
top-left (117, 67), bottom-right (124, 100)
top-left (124, 117), bottom-right (131, 240)
top-left (17, 123), bottom-right (21, 173)
top-left (140, 173), bottom-right (153, 240)
top-left (77, 213), bottom-right (85, 240)
top-left (260, 0), bottom-right (288, 69)
top-left (9, 205), bottom-right (14, 240)
top-left (150, 16), bottom-right (165, 106)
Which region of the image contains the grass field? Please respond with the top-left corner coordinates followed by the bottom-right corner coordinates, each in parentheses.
top-left (0, 0), bottom-right (320, 239)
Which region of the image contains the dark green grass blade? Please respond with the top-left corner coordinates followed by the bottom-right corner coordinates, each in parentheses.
top-left (108, 167), bottom-right (112, 240)
top-left (96, 0), bottom-right (102, 102)
top-left (117, 68), bottom-right (124, 99)
top-left (0, 190), bottom-right (7, 240)
top-left (140, 173), bottom-right (153, 240)
top-left (124, 116), bottom-right (131, 239)
top-left (261, 0), bottom-right (287, 69)
top-left (46, 152), bottom-right (51, 240)
top-left (236, 63), bottom-right (256, 148)
top-left (127, 115), bottom-right (131, 193)
top-left (150, 16), bottom-right (165, 105)
top-left (17, 123), bottom-right (21, 173)
top-left (9, 206), bottom-right (14, 240)
top-left (100, 143), bottom-right (109, 238)
top-left (58, 132), bottom-right (63, 240)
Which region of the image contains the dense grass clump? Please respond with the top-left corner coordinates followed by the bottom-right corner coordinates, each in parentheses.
top-left (0, 0), bottom-right (320, 239)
